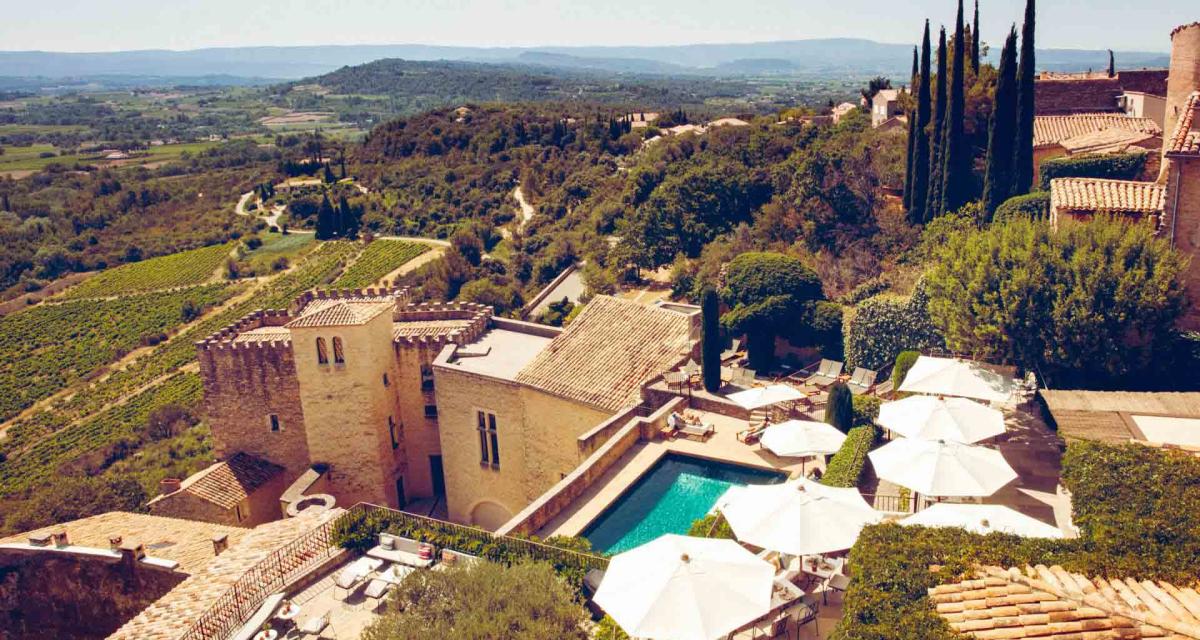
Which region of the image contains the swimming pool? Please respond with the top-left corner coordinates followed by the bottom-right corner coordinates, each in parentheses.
top-left (582, 453), bottom-right (787, 554)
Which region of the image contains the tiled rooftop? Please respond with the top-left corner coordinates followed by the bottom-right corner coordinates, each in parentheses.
top-left (1166, 92), bottom-right (1200, 157)
top-left (515, 296), bottom-right (694, 412)
top-left (1060, 128), bottom-right (1156, 155)
top-left (1050, 178), bottom-right (1166, 216)
top-left (392, 318), bottom-right (474, 339)
top-left (169, 453), bottom-right (284, 510)
top-left (286, 300), bottom-right (394, 328)
top-left (0, 512), bottom-right (247, 574)
top-left (1034, 114), bottom-right (1161, 148)
top-left (108, 509), bottom-right (341, 640)
top-left (231, 325), bottom-right (291, 344)
top-left (930, 565), bottom-right (1200, 639)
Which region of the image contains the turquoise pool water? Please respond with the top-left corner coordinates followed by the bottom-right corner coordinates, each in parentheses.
top-left (582, 453), bottom-right (786, 554)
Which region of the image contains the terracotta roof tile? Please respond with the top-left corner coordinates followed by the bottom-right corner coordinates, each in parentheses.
top-left (1050, 178), bottom-right (1166, 215)
top-left (176, 453), bottom-right (284, 510)
top-left (515, 296), bottom-right (693, 412)
top-left (0, 512), bottom-right (247, 575)
top-left (286, 299), bottom-right (393, 328)
top-left (1166, 92), bottom-right (1200, 157)
top-left (1034, 114), bottom-right (1161, 148)
top-left (931, 565), bottom-right (1200, 640)
top-left (392, 319), bottom-right (474, 339)
top-left (1060, 129), bottom-right (1156, 155)
top-left (231, 326), bottom-right (291, 344)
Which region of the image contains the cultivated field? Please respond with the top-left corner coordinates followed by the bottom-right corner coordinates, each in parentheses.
top-left (333, 240), bottom-right (430, 288)
top-left (61, 243), bottom-right (233, 299)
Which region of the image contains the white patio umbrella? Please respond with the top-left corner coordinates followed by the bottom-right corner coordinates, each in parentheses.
top-left (760, 420), bottom-right (847, 473)
top-left (594, 534), bottom-right (774, 640)
top-left (898, 356), bottom-right (1014, 403)
top-left (868, 438), bottom-right (1018, 498)
top-left (900, 503), bottom-right (1064, 538)
top-left (877, 395), bottom-right (1006, 443)
top-left (727, 384), bottom-right (804, 411)
top-left (719, 478), bottom-right (882, 556)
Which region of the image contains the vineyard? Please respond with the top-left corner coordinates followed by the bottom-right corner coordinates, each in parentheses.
top-left (60, 242), bottom-right (233, 299)
top-left (333, 240), bottom-right (429, 289)
top-left (0, 284), bottom-right (236, 424)
top-left (0, 242), bottom-right (360, 467)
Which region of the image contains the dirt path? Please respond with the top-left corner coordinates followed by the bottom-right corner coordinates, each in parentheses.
top-left (376, 244), bottom-right (447, 286)
top-left (513, 186), bottom-right (535, 226)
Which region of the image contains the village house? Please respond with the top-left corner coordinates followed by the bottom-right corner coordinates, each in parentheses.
top-left (871, 89), bottom-right (904, 128)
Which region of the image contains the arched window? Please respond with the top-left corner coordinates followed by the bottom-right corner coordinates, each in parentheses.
top-left (316, 337), bottom-right (328, 365)
top-left (332, 337), bottom-right (345, 364)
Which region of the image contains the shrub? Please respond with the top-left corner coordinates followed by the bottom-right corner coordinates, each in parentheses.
top-left (1038, 152), bottom-right (1147, 190)
top-left (891, 350), bottom-right (920, 389)
top-left (851, 395), bottom-right (881, 427)
top-left (820, 425), bottom-right (877, 488)
top-left (840, 276), bottom-right (889, 305)
top-left (686, 513), bottom-right (736, 539)
top-left (993, 191), bottom-right (1050, 221)
top-left (825, 382), bottom-right (854, 433)
top-left (844, 283), bottom-right (944, 372)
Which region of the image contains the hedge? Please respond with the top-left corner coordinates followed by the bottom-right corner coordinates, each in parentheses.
top-left (891, 350), bottom-right (920, 390)
top-left (833, 441), bottom-right (1200, 639)
top-left (820, 425), bottom-right (878, 488)
top-left (1038, 151), bottom-right (1147, 190)
top-left (993, 191), bottom-right (1050, 221)
top-left (844, 282), bottom-right (944, 372)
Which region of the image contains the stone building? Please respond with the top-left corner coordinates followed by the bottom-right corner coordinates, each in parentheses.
top-left (871, 89), bottom-right (904, 128)
top-left (1033, 113), bottom-right (1162, 182)
top-left (188, 287), bottom-right (697, 529)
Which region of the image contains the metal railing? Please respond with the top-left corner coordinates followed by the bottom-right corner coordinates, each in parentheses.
top-left (862, 493), bottom-right (923, 514)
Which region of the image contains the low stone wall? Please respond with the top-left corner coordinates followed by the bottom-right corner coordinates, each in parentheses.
top-left (577, 404), bottom-right (645, 457)
top-left (496, 396), bottom-right (686, 537)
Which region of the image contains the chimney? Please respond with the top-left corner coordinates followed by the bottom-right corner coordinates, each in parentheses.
top-left (109, 536), bottom-right (123, 551)
top-left (51, 531), bottom-right (69, 548)
top-left (159, 478), bottom-right (182, 495)
top-left (28, 533), bottom-right (52, 547)
top-left (211, 534), bottom-right (229, 556)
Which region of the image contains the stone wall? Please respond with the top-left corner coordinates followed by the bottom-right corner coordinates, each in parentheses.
top-left (1166, 157), bottom-right (1200, 330)
top-left (149, 473), bottom-right (288, 528)
top-left (0, 548), bottom-right (184, 640)
top-left (197, 324), bottom-right (310, 475)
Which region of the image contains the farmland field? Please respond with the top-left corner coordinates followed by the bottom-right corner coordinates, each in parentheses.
top-left (333, 240), bottom-right (429, 288)
top-left (61, 242), bottom-right (232, 299)
top-left (239, 232), bottom-right (317, 275)
top-left (0, 283), bottom-right (235, 423)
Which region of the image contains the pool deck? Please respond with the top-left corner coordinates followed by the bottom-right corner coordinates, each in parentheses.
top-left (538, 410), bottom-right (821, 539)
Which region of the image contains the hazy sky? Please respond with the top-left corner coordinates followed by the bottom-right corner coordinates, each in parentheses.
top-left (3, 0), bottom-right (1193, 52)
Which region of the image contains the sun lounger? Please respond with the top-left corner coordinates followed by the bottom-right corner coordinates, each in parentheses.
top-left (367, 534), bottom-right (434, 568)
top-left (678, 420), bottom-right (714, 440)
top-left (733, 367), bottom-right (757, 387)
top-left (804, 359), bottom-right (843, 387)
top-left (847, 368), bottom-right (877, 395)
top-left (230, 593), bottom-right (286, 640)
top-left (298, 611), bottom-right (330, 640)
top-left (737, 424), bottom-right (767, 444)
top-left (335, 556), bottom-right (383, 593)
top-left (721, 338), bottom-right (742, 362)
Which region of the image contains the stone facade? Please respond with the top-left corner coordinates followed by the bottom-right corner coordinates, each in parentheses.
top-left (1164, 153), bottom-right (1200, 330)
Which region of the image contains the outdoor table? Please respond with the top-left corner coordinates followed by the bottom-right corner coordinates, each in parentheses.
top-left (252, 630), bottom-right (278, 640)
top-left (275, 602), bottom-right (300, 621)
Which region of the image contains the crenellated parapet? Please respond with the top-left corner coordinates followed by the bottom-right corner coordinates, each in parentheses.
top-left (392, 301), bottom-right (493, 350)
top-left (195, 309), bottom-right (294, 350)
top-left (288, 286), bottom-right (410, 314)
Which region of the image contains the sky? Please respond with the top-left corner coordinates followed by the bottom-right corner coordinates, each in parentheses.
top-left (2, 0), bottom-right (1194, 53)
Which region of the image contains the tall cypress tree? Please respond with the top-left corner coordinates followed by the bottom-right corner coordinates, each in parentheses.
top-left (1013, 0), bottom-right (1037, 195)
top-left (984, 28), bottom-right (1019, 218)
top-left (926, 27), bottom-right (949, 221)
top-left (972, 0), bottom-right (981, 74)
top-left (909, 21), bottom-right (933, 225)
top-left (315, 193), bottom-right (336, 240)
top-left (904, 47), bottom-right (919, 211)
top-left (701, 289), bottom-right (722, 393)
top-left (941, 0), bottom-right (971, 216)
top-left (1107, 50), bottom-right (1116, 78)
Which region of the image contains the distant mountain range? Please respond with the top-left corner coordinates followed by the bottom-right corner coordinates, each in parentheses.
top-left (0, 40), bottom-right (1171, 87)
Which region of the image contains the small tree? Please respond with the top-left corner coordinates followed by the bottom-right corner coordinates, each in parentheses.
top-left (720, 252), bottom-right (823, 371)
top-left (891, 350), bottom-right (921, 390)
top-left (701, 289), bottom-right (722, 392)
top-left (362, 561), bottom-right (589, 640)
top-left (826, 382), bottom-right (854, 433)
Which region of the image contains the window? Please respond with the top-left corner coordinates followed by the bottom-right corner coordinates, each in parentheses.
top-left (424, 405), bottom-right (438, 419)
top-left (332, 337), bottom-right (345, 364)
top-left (388, 416), bottom-right (400, 450)
top-left (420, 364), bottom-right (435, 392)
top-left (269, 414), bottom-right (281, 432)
top-left (476, 410), bottom-right (499, 467)
top-left (316, 338), bottom-right (328, 365)
top-left (382, 373), bottom-right (390, 387)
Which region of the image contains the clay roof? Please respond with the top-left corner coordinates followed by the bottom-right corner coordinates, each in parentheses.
top-left (0, 512), bottom-right (247, 574)
top-left (286, 299), bottom-right (393, 328)
top-left (1050, 178), bottom-right (1166, 215)
top-left (171, 453), bottom-right (284, 510)
top-left (1060, 129), bottom-right (1157, 155)
top-left (392, 319), bottom-right (474, 339)
top-left (930, 565), bottom-right (1200, 639)
top-left (108, 509), bottom-right (340, 640)
top-left (1036, 78), bottom-right (1122, 116)
top-left (231, 326), bottom-right (290, 344)
top-left (1040, 390), bottom-right (1200, 444)
top-left (515, 296), bottom-right (693, 412)
top-left (1166, 92), bottom-right (1200, 157)
top-left (1034, 114), bottom-right (1161, 148)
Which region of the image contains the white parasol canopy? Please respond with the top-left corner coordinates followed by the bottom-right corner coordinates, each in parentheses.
top-left (868, 438), bottom-right (1018, 497)
top-left (760, 420), bottom-right (848, 458)
top-left (719, 478), bottom-right (882, 556)
top-left (594, 534), bottom-right (774, 640)
top-left (877, 395), bottom-right (1006, 443)
top-left (897, 356), bottom-right (1014, 403)
top-left (900, 503), bottom-right (1064, 538)
top-left (727, 384), bottom-right (805, 411)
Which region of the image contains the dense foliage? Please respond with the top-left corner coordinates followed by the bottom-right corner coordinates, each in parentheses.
top-left (820, 425), bottom-right (878, 488)
top-left (925, 216), bottom-right (1188, 388)
top-left (720, 252), bottom-right (824, 370)
top-left (1037, 152), bottom-right (1147, 190)
top-left (825, 382), bottom-right (854, 433)
top-left (845, 285), bottom-right (944, 372)
top-left (363, 560), bottom-right (590, 640)
top-left (992, 190), bottom-right (1049, 221)
top-left (890, 350), bottom-right (920, 390)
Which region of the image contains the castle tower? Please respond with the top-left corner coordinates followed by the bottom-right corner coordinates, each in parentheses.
top-left (1162, 22), bottom-right (1200, 177)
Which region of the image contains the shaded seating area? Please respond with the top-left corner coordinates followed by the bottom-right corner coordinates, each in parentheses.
top-left (802, 359), bottom-right (843, 387)
top-left (846, 368), bottom-right (877, 395)
top-left (366, 533), bottom-right (435, 568)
